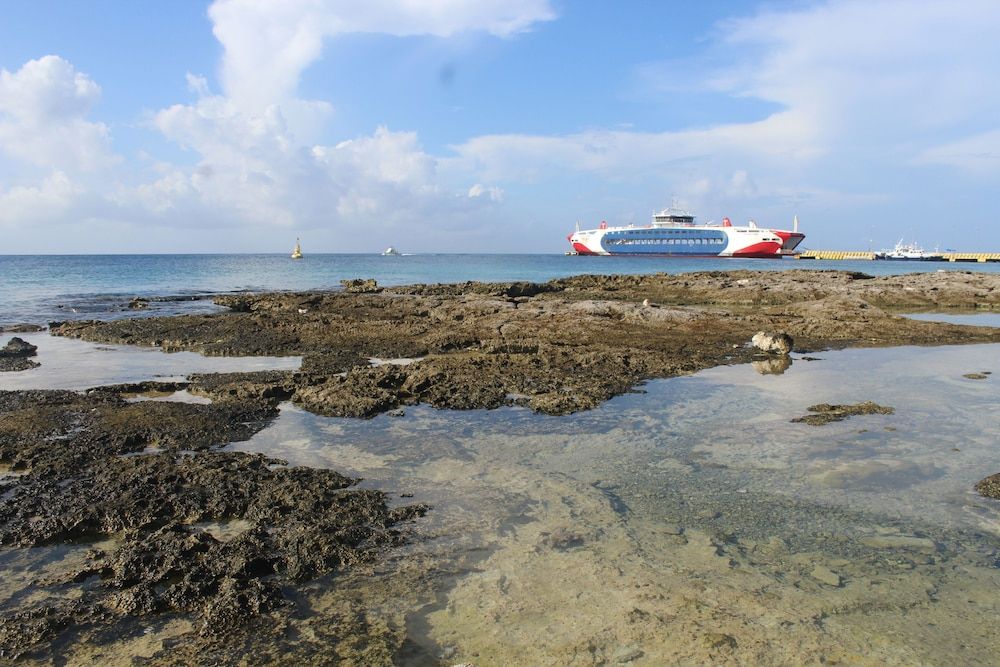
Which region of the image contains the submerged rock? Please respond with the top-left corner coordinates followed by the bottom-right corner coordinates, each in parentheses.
top-left (791, 401), bottom-right (894, 426)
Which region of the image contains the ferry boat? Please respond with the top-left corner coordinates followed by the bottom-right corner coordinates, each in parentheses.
top-left (567, 208), bottom-right (804, 258)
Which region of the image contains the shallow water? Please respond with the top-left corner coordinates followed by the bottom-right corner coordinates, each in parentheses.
top-left (904, 311), bottom-right (1000, 327)
top-left (0, 333), bottom-right (301, 391)
top-left (218, 344), bottom-right (1000, 665)
top-left (4, 340), bottom-right (1000, 664)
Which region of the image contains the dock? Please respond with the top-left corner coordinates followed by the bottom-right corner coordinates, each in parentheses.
top-left (797, 250), bottom-right (1000, 262)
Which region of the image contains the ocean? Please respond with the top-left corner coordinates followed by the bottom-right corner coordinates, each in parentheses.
top-left (3, 253), bottom-right (1000, 326)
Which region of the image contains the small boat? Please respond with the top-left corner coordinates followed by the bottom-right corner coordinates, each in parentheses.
top-left (291, 238), bottom-right (303, 259)
top-left (874, 239), bottom-right (943, 261)
top-left (382, 246), bottom-right (401, 256)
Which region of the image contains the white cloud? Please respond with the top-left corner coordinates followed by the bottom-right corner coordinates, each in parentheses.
top-left (208, 0), bottom-right (556, 112)
top-left (0, 55), bottom-right (118, 173)
top-left (0, 171), bottom-right (83, 226)
top-left (468, 183), bottom-right (504, 202)
top-left (447, 0), bottom-right (1000, 225)
top-left (115, 0), bottom-right (555, 236)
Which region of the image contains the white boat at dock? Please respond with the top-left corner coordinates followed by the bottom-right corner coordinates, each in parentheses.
top-left (874, 239), bottom-right (943, 261)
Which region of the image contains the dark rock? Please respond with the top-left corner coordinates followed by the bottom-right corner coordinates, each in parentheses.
top-left (127, 297), bottom-right (149, 310)
top-left (0, 388), bottom-right (427, 659)
top-left (791, 401), bottom-right (894, 426)
top-left (975, 473), bottom-right (1000, 499)
top-left (340, 278), bottom-right (381, 293)
top-left (0, 337), bottom-right (40, 372)
top-left (0, 337), bottom-right (37, 358)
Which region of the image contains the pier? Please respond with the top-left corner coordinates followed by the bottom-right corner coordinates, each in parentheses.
top-left (797, 250), bottom-right (1000, 262)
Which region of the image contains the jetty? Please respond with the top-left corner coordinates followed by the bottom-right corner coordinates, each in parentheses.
top-left (797, 250), bottom-right (1000, 262)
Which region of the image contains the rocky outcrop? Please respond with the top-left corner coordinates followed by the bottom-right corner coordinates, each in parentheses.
top-left (49, 271), bottom-right (1000, 418)
top-left (340, 278), bottom-right (381, 293)
top-left (0, 336), bottom-right (39, 372)
top-left (0, 388), bottom-right (426, 659)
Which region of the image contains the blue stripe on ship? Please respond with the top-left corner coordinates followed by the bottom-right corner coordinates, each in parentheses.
top-left (601, 229), bottom-right (727, 255)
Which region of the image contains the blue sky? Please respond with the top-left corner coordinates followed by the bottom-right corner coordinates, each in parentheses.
top-left (1, 0), bottom-right (999, 254)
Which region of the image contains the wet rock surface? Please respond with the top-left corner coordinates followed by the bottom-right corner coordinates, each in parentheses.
top-left (791, 401), bottom-right (896, 425)
top-left (0, 336), bottom-right (39, 372)
top-left (5, 269), bottom-right (1000, 662)
top-left (47, 270), bottom-right (1000, 419)
top-left (0, 389), bottom-right (426, 660)
top-left (974, 473), bottom-right (1000, 499)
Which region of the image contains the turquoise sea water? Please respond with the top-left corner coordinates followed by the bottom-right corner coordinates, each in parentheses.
top-left (3, 253), bottom-right (1000, 326)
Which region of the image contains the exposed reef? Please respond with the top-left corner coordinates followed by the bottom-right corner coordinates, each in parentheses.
top-left (0, 388), bottom-right (426, 661)
top-left (791, 401), bottom-right (896, 426)
top-left (4, 269), bottom-right (1000, 662)
top-left (48, 270), bottom-right (1000, 418)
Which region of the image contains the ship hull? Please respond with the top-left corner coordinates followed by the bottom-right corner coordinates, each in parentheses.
top-left (568, 225), bottom-right (785, 258)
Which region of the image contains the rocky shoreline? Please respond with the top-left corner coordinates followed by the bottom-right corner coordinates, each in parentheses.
top-left (2, 269), bottom-right (1000, 663)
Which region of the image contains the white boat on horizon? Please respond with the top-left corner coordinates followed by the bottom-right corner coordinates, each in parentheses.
top-left (291, 238), bottom-right (303, 259)
top-left (382, 246), bottom-right (401, 256)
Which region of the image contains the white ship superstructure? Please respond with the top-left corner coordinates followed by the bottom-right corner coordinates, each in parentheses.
top-left (568, 208), bottom-right (801, 258)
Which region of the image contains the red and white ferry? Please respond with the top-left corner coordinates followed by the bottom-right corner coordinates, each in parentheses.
top-left (568, 208), bottom-right (804, 258)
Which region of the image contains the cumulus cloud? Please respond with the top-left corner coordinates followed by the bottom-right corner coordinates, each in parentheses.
top-left (0, 55), bottom-right (118, 173)
top-left (0, 171), bottom-right (83, 226)
top-left (120, 0), bottom-right (555, 235)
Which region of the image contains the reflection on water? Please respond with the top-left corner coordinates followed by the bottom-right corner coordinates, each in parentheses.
top-left (221, 344), bottom-right (1000, 665)
top-left (904, 311), bottom-right (1000, 327)
top-left (0, 333), bottom-right (301, 390)
top-left (751, 354), bottom-right (791, 374)
top-left (5, 342), bottom-right (1000, 664)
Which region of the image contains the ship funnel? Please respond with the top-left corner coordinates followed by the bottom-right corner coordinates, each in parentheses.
top-left (793, 214), bottom-right (799, 233)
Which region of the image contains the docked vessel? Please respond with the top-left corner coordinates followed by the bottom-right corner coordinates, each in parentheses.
top-left (874, 239), bottom-right (942, 261)
top-left (567, 207), bottom-right (804, 258)
top-left (291, 238), bottom-right (303, 260)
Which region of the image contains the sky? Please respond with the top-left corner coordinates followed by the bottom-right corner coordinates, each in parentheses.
top-left (1, 0), bottom-right (999, 254)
